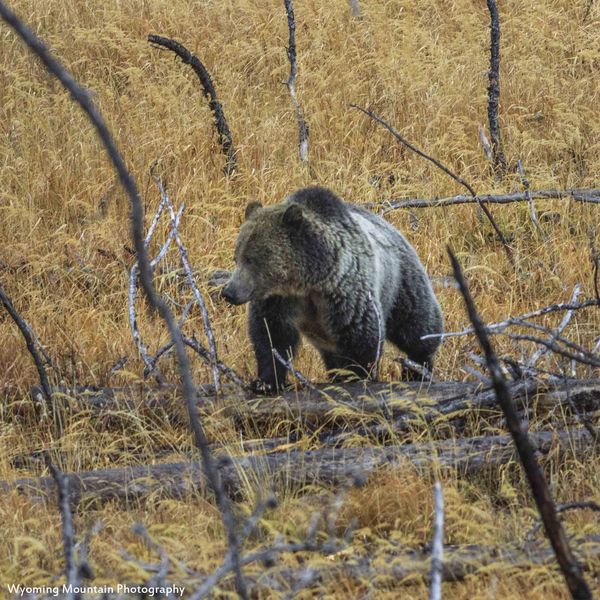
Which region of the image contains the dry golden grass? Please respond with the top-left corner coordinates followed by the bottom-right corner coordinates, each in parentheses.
top-left (1, 0), bottom-right (599, 597)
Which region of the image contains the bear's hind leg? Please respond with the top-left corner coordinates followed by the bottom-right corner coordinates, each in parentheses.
top-left (386, 298), bottom-right (442, 379)
top-left (249, 296), bottom-right (301, 394)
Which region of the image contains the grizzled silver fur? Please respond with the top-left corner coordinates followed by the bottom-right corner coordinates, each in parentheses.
top-left (222, 186), bottom-right (443, 392)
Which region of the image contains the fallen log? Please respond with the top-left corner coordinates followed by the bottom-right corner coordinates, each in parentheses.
top-left (2, 428), bottom-right (593, 509)
top-left (257, 534), bottom-right (600, 592)
top-left (17, 534), bottom-right (600, 598)
top-left (28, 378), bottom-right (600, 430)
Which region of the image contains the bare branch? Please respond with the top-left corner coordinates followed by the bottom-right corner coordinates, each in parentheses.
top-left (283, 0), bottom-right (309, 162)
top-left (507, 332), bottom-right (600, 369)
top-left (352, 104), bottom-right (514, 266)
top-left (429, 481), bottom-right (444, 600)
top-left (422, 297), bottom-right (600, 342)
top-left (486, 0), bottom-right (507, 176)
top-left (394, 357), bottom-right (433, 382)
top-left (0, 283), bottom-right (53, 406)
top-left (157, 178), bottom-right (221, 393)
top-left (527, 285), bottom-right (581, 368)
top-left (448, 247), bottom-right (592, 600)
top-left (128, 263), bottom-right (166, 386)
top-left (148, 35), bottom-right (236, 175)
top-left (366, 188), bottom-right (600, 212)
top-left (183, 336), bottom-right (247, 391)
top-left (48, 463), bottom-right (80, 598)
top-left (528, 501), bottom-right (600, 541)
top-left (272, 348), bottom-right (315, 390)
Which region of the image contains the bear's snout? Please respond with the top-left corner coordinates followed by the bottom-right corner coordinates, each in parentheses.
top-left (221, 284), bottom-right (246, 305)
top-left (221, 268), bottom-right (254, 305)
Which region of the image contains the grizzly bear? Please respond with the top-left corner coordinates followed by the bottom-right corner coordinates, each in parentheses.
top-left (222, 186), bottom-right (443, 393)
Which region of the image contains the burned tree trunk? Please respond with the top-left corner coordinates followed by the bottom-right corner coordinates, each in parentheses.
top-left (486, 0), bottom-right (507, 176)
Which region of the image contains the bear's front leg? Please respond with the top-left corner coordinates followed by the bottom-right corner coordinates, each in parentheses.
top-left (248, 296), bottom-right (301, 395)
top-left (320, 307), bottom-right (381, 382)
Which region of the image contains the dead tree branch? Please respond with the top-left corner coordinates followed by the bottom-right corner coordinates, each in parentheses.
top-left (449, 248), bottom-right (592, 599)
top-left (48, 463), bottom-right (80, 598)
top-left (352, 104), bottom-right (514, 266)
top-left (486, 0), bottom-right (506, 176)
top-left (147, 34), bottom-right (236, 175)
top-left (128, 197), bottom-right (184, 386)
top-left (0, 7), bottom-right (247, 597)
top-left (283, 0), bottom-right (309, 162)
top-left (528, 501), bottom-right (600, 540)
top-left (526, 285), bottom-right (580, 369)
top-left (183, 336), bottom-right (246, 391)
top-left (272, 348), bottom-right (315, 390)
top-left (366, 188), bottom-right (600, 212)
top-left (422, 297), bottom-right (600, 342)
top-left (0, 283), bottom-right (53, 406)
top-left (157, 177), bottom-right (221, 393)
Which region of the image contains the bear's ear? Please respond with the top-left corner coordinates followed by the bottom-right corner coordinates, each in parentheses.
top-left (282, 203), bottom-right (304, 227)
top-left (245, 201), bottom-right (262, 220)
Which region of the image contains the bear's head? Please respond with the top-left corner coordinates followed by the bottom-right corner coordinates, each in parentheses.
top-left (222, 200), bottom-right (336, 305)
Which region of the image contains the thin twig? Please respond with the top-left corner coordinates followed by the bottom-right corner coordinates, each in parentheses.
top-left (486, 0), bottom-right (506, 176)
top-left (528, 501), bottom-right (600, 540)
top-left (394, 357), bottom-right (433, 382)
top-left (283, 0), bottom-right (309, 162)
top-left (272, 348), bottom-right (315, 390)
top-left (449, 247), bottom-right (592, 600)
top-left (0, 8), bottom-right (247, 597)
top-left (148, 35), bottom-right (236, 175)
top-left (352, 104), bottom-right (514, 266)
top-left (429, 481), bottom-right (444, 600)
top-left (0, 283), bottom-right (53, 406)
